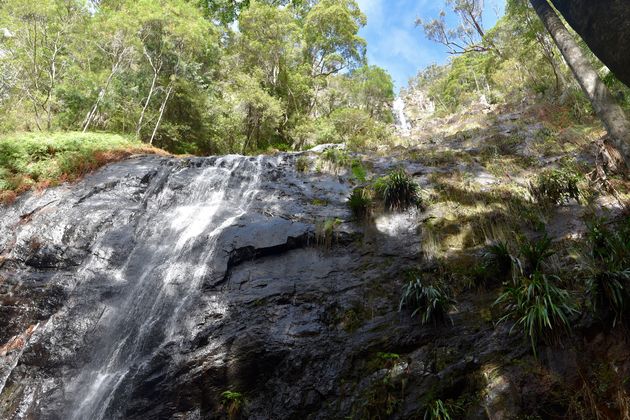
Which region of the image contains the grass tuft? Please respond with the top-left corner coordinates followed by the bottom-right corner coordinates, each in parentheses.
top-left (399, 276), bottom-right (456, 325)
top-left (374, 168), bottom-right (421, 211)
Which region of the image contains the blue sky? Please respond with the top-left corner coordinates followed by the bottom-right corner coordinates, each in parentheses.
top-left (356, 0), bottom-right (506, 92)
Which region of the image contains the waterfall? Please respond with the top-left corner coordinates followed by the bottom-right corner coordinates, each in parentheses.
top-left (62, 155), bottom-right (263, 420)
top-left (393, 97), bottom-right (410, 136)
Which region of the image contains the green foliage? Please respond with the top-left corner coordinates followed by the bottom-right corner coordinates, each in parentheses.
top-left (399, 277), bottom-right (456, 325)
top-left (348, 187), bottom-right (373, 220)
top-left (585, 217), bottom-right (630, 327)
top-left (495, 272), bottom-right (577, 356)
top-left (0, 0), bottom-right (393, 155)
top-left (374, 168), bottom-right (421, 211)
top-left (519, 234), bottom-right (554, 275)
top-left (220, 390), bottom-right (244, 420)
top-left (296, 156), bottom-right (309, 172)
top-left (424, 399), bottom-right (452, 420)
top-left (0, 132), bottom-right (156, 201)
top-left (494, 235), bottom-right (577, 355)
top-left (484, 241), bottom-right (514, 278)
top-left (350, 159), bottom-right (367, 182)
top-left (529, 168), bottom-right (582, 207)
top-left (316, 217), bottom-right (342, 248)
top-left (320, 148), bottom-right (351, 167)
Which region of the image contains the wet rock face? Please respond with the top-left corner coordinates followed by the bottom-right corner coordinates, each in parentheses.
top-left (0, 153), bottom-right (627, 419)
top-left (0, 153), bottom-right (429, 419)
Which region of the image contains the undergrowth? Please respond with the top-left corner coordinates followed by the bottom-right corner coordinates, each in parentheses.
top-left (0, 132), bottom-right (164, 203)
top-left (494, 235), bottom-right (578, 356)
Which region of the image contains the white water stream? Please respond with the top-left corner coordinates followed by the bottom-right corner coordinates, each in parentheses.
top-left (393, 97), bottom-right (410, 136)
top-left (63, 156), bottom-right (262, 419)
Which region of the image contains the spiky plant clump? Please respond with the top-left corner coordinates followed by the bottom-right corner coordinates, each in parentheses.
top-left (495, 272), bottom-right (577, 356)
top-left (296, 156), bottom-right (309, 172)
top-left (585, 217), bottom-right (630, 326)
top-left (483, 240), bottom-right (515, 281)
top-left (374, 168), bottom-right (421, 211)
top-left (520, 234), bottom-right (554, 275)
top-left (424, 399), bottom-right (452, 420)
top-left (351, 159), bottom-right (368, 182)
top-left (320, 148), bottom-right (350, 166)
top-left (348, 187), bottom-right (373, 220)
top-left (316, 218), bottom-right (342, 248)
top-left (399, 277), bottom-right (456, 325)
top-left (529, 167), bottom-right (582, 206)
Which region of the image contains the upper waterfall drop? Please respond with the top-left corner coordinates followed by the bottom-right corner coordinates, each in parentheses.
top-left (393, 97), bottom-right (410, 136)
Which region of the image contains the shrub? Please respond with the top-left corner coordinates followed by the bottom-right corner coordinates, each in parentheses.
top-left (399, 277), bottom-right (456, 325)
top-left (585, 217), bottom-right (630, 326)
top-left (529, 167), bottom-right (581, 206)
top-left (483, 241), bottom-right (515, 281)
top-left (519, 234), bottom-right (554, 275)
top-left (348, 187), bottom-right (373, 220)
top-left (588, 270), bottom-right (630, 327)
top-left (317, 148), bottom-right (350, 173)
top-left (221, 390), bottom-right (244, 420)
top-left (374, 168), bottom-right (421, 211)
top-left (0, 132), bottom-right (162, 203)
top-left (295, 156), bottom-right (309, 172)
top-left (320, 148), bottom-right (350, 166)
top-left (495, 272), bottom-right (577, 355)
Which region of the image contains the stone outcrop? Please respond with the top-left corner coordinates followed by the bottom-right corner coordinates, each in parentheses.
top-left (0, 152), bottom-right (628, 419)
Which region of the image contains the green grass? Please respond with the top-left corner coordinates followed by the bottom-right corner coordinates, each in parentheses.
top-left (0, 131), bottom-right (164, 203)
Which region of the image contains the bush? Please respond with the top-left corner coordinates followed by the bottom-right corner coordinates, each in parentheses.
top-left (351, 159), bottom-right (367, 182)
top-left (494, 234), bottom-right (578, 355)
top-left (586, 217), bottom-right (630, 326)
top-left (317, 148), bottom-right (350, 173)
top-left (316, 218), bottom-right (342, 248)
top-left (296, 155), bottom-right (309, 172)
top-left (399, 277), bottom-right (456, 325)
top-left (348, 187), bottom-right (373, 220)
top-left (484, 241), bottom-right (514, 278)
top-left (374, 168), bottom-right (421, 211)
top-left (495, 272), bottom-right (577, 355)
top-left (529, 167), bottom-right (581, 206)
top-left (519, 234), bottom-right (554, 275)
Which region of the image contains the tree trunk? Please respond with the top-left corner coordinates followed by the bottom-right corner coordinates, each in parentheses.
top-left (149, 83), bottom-right (173, 145)
top-left (136, 48), bottom-right (162, 139)
top-left (82, 61), bottom-right (119, 133)
top-left (530, 0), bottom-right (630, 166)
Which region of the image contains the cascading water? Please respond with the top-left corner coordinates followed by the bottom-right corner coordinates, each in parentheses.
top-left (52, 155), bottom-right (262, 419)
top-left (393, 97), bottom-right (410, 136)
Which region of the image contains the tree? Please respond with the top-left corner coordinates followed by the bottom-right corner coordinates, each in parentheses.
top-left (303, 0), bottom-right (366, 78)
top-left (349, 65), bottom-right (394, 121)
top-left (529, 0), bottom-right (630, 165)
top-left (417, 0), bottom-right (500, 55)
top-left (0, 0), bottom-right (88, 130)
